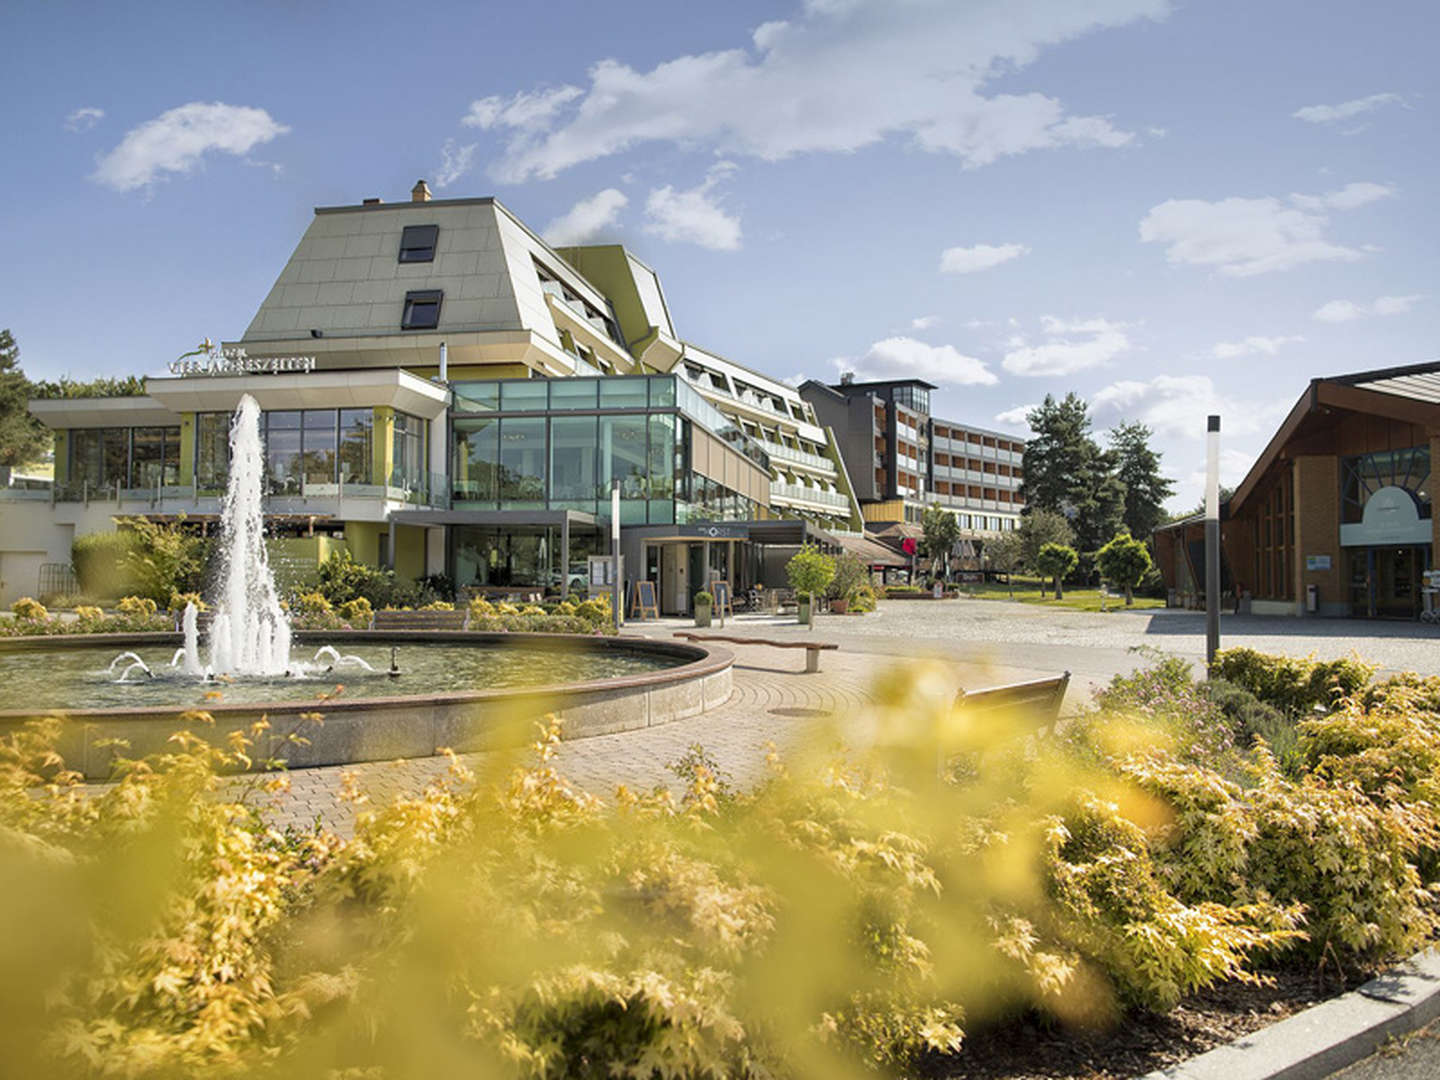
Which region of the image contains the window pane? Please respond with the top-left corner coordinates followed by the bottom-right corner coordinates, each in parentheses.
top-left (550, 378), bottom-right (597, 410)
top-left (452, 417), bottom-right (499, 504)
top-left (648, 414), bottom-right (675, 501)
top-left (302, 410), bottom-right (337, 485)
top-left (599, 379), bottom-right (648, 409)
top-left (648, 376), bottom-right (676, 407)
top-left (267, 410), bottom-right (301, 430)
top-left (103, 429), bottom-right (129, 488)
top-left (602, 414), bottom-right (648, 500)
top-left (499, 417), bottom-right (546, 505)
top-left (453, 382), bottom-right (499, 413)
top-left (197, 413), bottom-right (229, 489)
top-left (339, 409), bottom-right (372, 485)
top-left (402, 290), bottom-right (442, 330)
top-left (500, 380), bottom-right (548, 411)
top-left (398, 224), bottom-right (438, 263)
top-left (130, 426), bottom-right (166, 488)
top-left (266, 425), bottom-right (302, 494)
top-left (550, 415), bottom-right (598, 503)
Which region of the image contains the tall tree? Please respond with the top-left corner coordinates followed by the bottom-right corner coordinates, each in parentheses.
top-left (1019, 508), bottom-right (1074, 570)
top-left (983, 531), bottom-right (1023, 597)
top-left (1108, 421), bottom-right (1175, 540)
top-left (31, 373), bottom-right (147, 399)
top-left (1020, 393), bottom-right (1094, 513)
top-left (1021, 393), bottom-right (1125, 555)
top-left (920, 503), bottom-right (960, 580)
top-left (0, 329), bottom-right (49, 469)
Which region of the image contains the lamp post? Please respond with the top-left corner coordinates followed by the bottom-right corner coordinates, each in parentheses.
top-left (1205, 415), bottom-right (1221, 668)
top-left (611, 479), bottom-right (622, 633)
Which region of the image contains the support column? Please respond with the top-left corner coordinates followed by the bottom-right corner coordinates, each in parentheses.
top-left (386, 517), bottom-right (397, 571)
top-left (561, 514), bottom-right (571, 600)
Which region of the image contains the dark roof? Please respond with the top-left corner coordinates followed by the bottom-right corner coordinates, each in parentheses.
top-left (1327, 359), bottom-right (1440, 403)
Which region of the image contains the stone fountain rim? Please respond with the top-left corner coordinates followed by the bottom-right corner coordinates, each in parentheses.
top-left (0, 630), bottom-right (730, 720)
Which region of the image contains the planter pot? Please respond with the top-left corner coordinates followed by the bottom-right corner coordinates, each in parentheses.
top-left (830, 598), bottom-right (849, 614)
top-left (694, 605), bottom-right (712, 628)
top-left (797, 596), bottom-right (813, 626)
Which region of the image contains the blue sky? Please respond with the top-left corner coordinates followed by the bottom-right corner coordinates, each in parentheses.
top-left (2, 0), bottom-right (1435, 508)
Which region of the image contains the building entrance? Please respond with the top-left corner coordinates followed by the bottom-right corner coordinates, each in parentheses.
top-left (1348, 546), bottom-right (1430, 618)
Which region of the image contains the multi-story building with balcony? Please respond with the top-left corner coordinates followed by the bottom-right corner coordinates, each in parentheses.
top-left (799, 376), bottom-right (1025, 537)
top-left (0, 183), bottom-right (847, 612)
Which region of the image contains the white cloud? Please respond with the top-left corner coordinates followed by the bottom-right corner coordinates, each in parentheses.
top-left (92, 102), bottom-right (290, 191)
top-left (643, 164), bottom-right (742, 251)
top-left (467, 0), bottom-right (1168, 182)
top-left (1211, 335), bottom-right (1304, 359)
top-left (1002, 316), bottom-right (1131, 376)
top-left (542, 188), bottom-right (629, 246)
top-left (910, 315), bottom-right (940, 331)
top-left (433, 139), bottom-right (478, 189)
top-left (836, 336), bottom-right (998, 386)
top-left (939, 242), bottom-right (1028, 274)
top-left (64, 107), bottom-right (104, 132)
top-left (1290, 181), bottom-right (1395, 211)
top-left (462, 85), bottom-right (584, 131)
top-left (1091, 374), bottom-right (1289, 439)
top-left (1293, 92), bottom-right (1405, 125)
top-left (1313, 294), bottom-right (1422, 323)
top-left (994, 403), bottom-right (1037, 427)
top-left (1138, 182), bottom-right (1394, 276)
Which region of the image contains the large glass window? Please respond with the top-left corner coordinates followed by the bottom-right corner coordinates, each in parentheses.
top-left (1342, 447), bottom-right (1432, 523)
top-left (498, 417), bottom-right (546, 507)
top-left (599, 379), bottom-right (648, 410)
top-left (452, 417), bottom-right (499, 504)
top-left (303, 410), bottom-right (338, 488)
top-left (339, 409), bottom-right (372, 485)
top-left (550, 378), bottom-right (597, 410)
top-left (500, 380), bottom-right (548, 411)
top-left (128, 426), bottom-right (180, 488)
top-left (392, 411), bottom-right (426, 487)
top-left (602, 413), bottom-right (649, 501)
top-left (265, 411), bottom-right (302, 495)
top-left (550, 415), bottom-right (599, 509)
top-left (197, 412), bottom-right (229, 489)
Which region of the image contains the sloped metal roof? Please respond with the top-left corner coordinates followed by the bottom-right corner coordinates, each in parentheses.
top-left (1329, 360), bottom-right (1440, 403)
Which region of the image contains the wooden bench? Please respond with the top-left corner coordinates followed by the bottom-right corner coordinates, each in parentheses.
top-left (370, 609), bottom-right (470, 632)
top-left (954, 671), bottom-right (1071, 730)
top-left (673, 632), bottom-right (838, 673)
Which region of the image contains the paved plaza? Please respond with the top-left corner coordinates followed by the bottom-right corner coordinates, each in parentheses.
top-left (232, 599), bottom-right (1440, 836)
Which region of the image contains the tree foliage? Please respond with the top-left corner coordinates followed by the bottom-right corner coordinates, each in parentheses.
top-left (785, 544), bottom-right (836, 599)
top-left (0, 329), bottom-right (50, 468)
top-left (1019, 507), bottom-right (1074, 570)
top-left (984, 531), bottom-right (1024, 596)
top-left (1097, 530), bottom-right (1153, 605)
top-left (920, 503), bottom-right (960, 576)
top-left (1036, 542), bottom-right (1079, 599)
top-left (1109, 421), bottom-right (1175, 540)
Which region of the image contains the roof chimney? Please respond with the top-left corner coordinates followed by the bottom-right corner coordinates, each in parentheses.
top-left (840, 371), bottom-right (855, 385)
top-left (363, 197), bottom-right (383, 206)
top-left (411, 179), bottom-right (432, 203)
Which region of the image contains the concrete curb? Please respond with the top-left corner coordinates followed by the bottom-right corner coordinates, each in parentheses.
top-left (1138, 947), bottom-right (1440, 1080)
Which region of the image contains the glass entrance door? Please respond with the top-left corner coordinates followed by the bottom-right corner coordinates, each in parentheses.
top-left (1377, 546), bottom-right (1422, 619)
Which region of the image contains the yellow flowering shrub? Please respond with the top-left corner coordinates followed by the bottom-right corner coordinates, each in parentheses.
top-left (338, 596), bottom-right (373, 623)
top-left (116, 595), bottom-right (157, 617)
top-left (73, 605), bottom-right (105, 625)
top-left (10, 596), bottom-right (48, 620)
top-left (167, 591), bottom-right (207, 614)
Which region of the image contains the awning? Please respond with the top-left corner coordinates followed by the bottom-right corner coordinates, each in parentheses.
top-left (837, 533), bottom-right (909, 568)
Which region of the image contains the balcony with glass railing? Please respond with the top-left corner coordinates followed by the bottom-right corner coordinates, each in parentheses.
top-left (765, 440), bottom-right (836, 472)
top-left (770, 482), bottom-right (851, 511)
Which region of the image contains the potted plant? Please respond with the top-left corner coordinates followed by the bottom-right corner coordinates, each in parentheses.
top-left (693, 590), bottom-right (714, 628)
top-left (786, 545), bottom-right (836, 628)
top-left (830, 593), bottom-right (849, 615)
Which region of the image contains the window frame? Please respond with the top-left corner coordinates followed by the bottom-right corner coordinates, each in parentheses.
top-left (398, 224), bottom-right (438, 263)
top-left (401, 289), bottom-right (443, 331)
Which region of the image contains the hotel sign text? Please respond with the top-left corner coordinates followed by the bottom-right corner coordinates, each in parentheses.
top-left (169, 346), bottom-right (315, 377)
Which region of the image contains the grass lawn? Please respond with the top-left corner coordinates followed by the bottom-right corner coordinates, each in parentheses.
top-left (959, 575), bottom-right (1166, 613)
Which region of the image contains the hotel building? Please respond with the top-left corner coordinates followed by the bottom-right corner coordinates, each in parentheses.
top-left (1, 182), bottom-right (871, 612)
top-left (800, 377), bottom-right (1025, 534)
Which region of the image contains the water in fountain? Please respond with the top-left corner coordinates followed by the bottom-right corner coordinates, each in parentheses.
top-left (312, 645), bottom-right (375, 672)
top-left (206, 395), bottom-right (293, 676)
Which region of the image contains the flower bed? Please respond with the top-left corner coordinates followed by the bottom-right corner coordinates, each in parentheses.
top-left (3, 648), bottom-right (1438, 1076)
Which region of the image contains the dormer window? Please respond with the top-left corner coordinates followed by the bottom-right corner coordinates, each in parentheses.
top-left (398, 225), bottom-right (438, 263)
top-left (402, 290), bottom-right (442, 330)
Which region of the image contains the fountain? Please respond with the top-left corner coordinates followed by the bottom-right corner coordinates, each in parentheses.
top-left (205, 395), bottom-right (292, 677)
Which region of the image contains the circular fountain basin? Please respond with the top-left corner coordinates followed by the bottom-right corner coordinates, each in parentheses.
top-left (0, 631), bottom-right (733, 779)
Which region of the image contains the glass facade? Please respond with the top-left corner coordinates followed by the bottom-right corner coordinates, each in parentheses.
top-left (194, 407), bottom-right (394, 492)
top-left (70, 426), bottom-right (180, 489)
top-left (452, 525), bottom-right (602, 590)
top-left (451, 375), bottom-right (760, 524)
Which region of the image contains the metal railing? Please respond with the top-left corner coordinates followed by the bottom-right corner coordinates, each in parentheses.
top-left (770, 482), bottom-right (851, 510)
top-left (766, 441), bottom-right (835, 471)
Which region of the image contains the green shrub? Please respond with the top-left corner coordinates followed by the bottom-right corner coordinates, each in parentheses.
top-left (315, 549), bottom-right (407, 608)
top-left (1211, 648), bottom-right (1375, 714)
top-left (1202, 678), bottom-right (1302, 772)
top-left (418, 600), bottom-right (455, 611)
top-left (848, 583), bottom-right (878, 613)
top-left (826, 552), bottom-right (869, 601)
top-left (72, 530), bottom-right (141, 598)
top-left (786, 545), bottom-right (836, 600)
top-left (295, 591), bottom-right (333, 617)
top-left (117, 517), bottom-right (208, 605)
top-left (338, 597), bottom-right (373, 624)
top-left (693, 591), bottom-right (714, 606)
